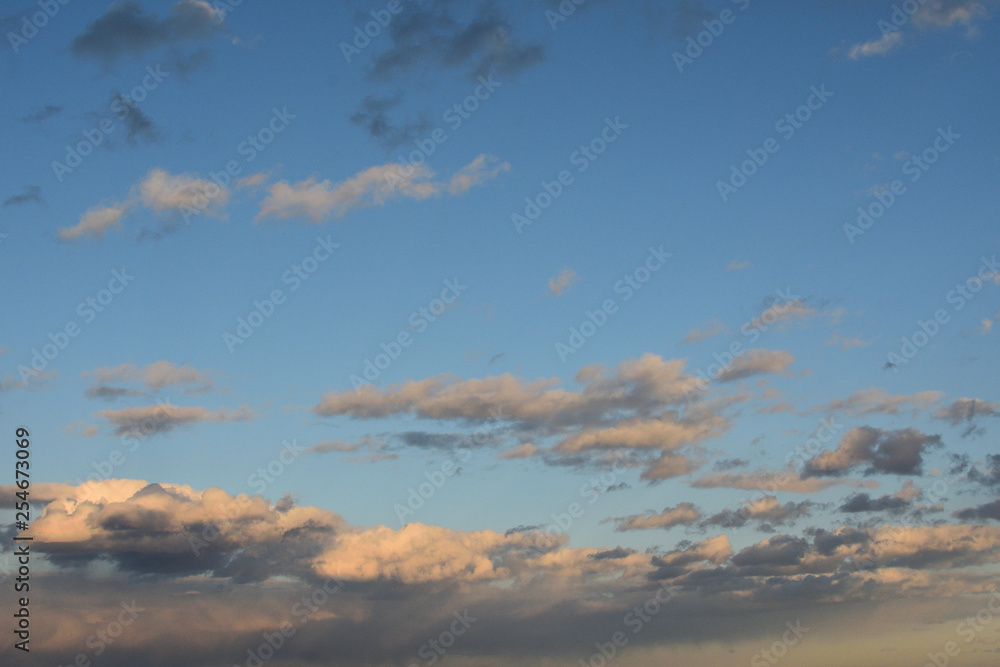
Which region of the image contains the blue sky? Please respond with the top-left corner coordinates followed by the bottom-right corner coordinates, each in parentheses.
top-left (1, 1), bottom-right (1000, 665)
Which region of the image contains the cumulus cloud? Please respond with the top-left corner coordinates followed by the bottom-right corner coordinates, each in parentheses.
top-left (256, 155), bottom-right (507, 222)
top-left (715, 349), bottom-right (795, 382)
top-left (803, 427), bottom-right (942, 477)
top-left (3, 476), bottom-right (1000, 665)
top-left (71, 0), bottom-right (224, 63)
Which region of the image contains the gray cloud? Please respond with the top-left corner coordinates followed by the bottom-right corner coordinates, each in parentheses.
top-left (349, 93), bottom-right (433, 151)
top-left (2, 185), bottom-right (43, 207)
top-left (71, 0), bottom-right (223, 63)
top-left (22, 105), bottom-right (62, 123)
top-left (803, 427), bottom-right (942, 477)
top-left (368, 1), bottom-right (545, 81)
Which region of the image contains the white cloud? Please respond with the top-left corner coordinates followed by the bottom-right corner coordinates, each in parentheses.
top-left (257, 155), bottom-right (508, 222)
top-left (848, 31), bottom-right (903, 60)
top-left (59, 202), bottom-right (131, 240)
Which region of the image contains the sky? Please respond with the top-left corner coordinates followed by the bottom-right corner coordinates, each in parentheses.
top-left (1, 0), bottom-right (999, 665)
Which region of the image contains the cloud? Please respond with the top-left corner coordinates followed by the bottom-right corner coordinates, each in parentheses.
top-left (3, 185), bottom-right (43, 207)
top-left (815, 388), bottom-right (944, 416)
top-left (312, 354), bottom-right (703, 425)
top-left (913, 0), bottom-right (989, 32)
top-left (726, 259), bottom-right (751, 272)
top-left (63, 168), bottom-right (232, 241)
top-left (256, 155), bottom-right (507, 222)
top-left (745, 300), bottom-right (816, 332)
top-left (556, 415), bottom-right (726, 454)
top-left (84, 361), bottom-right (215, 394)
top-left (84, 386), bottom-right (146, 401)
top-left (349, 94), bottom-right (433, 151)
top-left (715, 349), bottom-right (795, 382)
top-left (138, 169), bottom-right (229, 216)
top-left (701, 496), bottom-right (813, 529)
top-left (367, 2), bottom-right (545, 81)
top-left (58, 202), bottom-right (131, 241)
top-left (612, 502), bottom-right (701, 531)
top-left (21, 104), bottom-right (62, 124)
top-left (110, 92), bottom-right (162, 145)
top-left (5, 476), bottom-right (1000, 664)
top-left (848, 31), bottom-right (904, 59)
top-left (690, 470), bottom-right (858, 493)
top-left (547, 268), bottom-right (580, 296)
top-left (447, 154), bottom-right (510, 194)
top-left (954, 499), bottom-right (1000, 522)
top-left (71, 0), bottom-right (224, 63)
top-left (840, 492), bottom-right (910, 514)
top-left (311, 354), bottom-right (724, 478)
top-left (95, 403), bottom-right (256, 436)
top-left (500, 442), bottom-right (538, 459)
top-left (827, 331), bottom-right (872, 349)
top-left (934, 397), bottom-right (999, 425)
top-left (803, 427), bottom-right (942, 477)
top-left (682, 320), bottom-right (725, 343)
